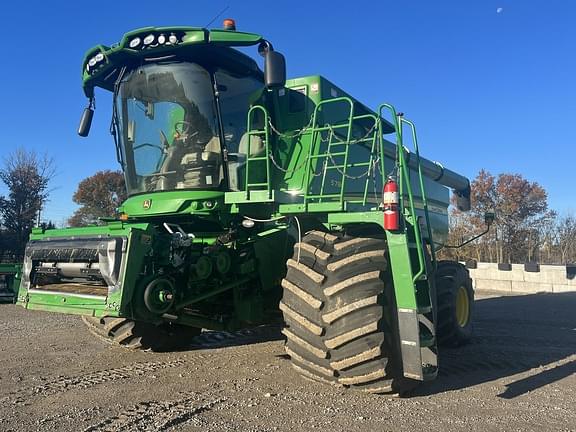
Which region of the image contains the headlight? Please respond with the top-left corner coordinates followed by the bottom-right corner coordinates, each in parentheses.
top-left (143, 34), bottom-right (155, 45)
top-left (158, 34), bottom-right (166, 44)
top-left (129, 37), bottom-right (141, 48)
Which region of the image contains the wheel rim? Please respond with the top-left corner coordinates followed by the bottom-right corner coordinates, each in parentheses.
top-left (455, 286), bottom-right (470, 327)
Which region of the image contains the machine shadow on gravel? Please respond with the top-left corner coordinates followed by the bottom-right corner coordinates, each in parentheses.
top-left (415, 292), bottom-right (576, 398)
top-left (183, 325), bottom-right (284, 351)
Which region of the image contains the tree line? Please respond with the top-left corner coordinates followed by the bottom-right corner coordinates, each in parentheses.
top-left (439, 169), bottom-right (576, 265)
top-left (0, 149), bottom-right (55, 259)
top-left (0, 149), bottom-right (124, 260)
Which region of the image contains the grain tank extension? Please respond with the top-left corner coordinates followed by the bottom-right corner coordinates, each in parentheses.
top-left (16, 21), bottom-right (479, 394)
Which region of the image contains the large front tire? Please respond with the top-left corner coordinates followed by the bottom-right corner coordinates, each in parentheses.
top-left (82, 316), bottom-right (201, 352)
top-left (280, 230), bottom-right (414, 394)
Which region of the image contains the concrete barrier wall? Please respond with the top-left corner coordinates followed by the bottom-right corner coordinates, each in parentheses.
top-left (467, 263), bottom-right (576, 294)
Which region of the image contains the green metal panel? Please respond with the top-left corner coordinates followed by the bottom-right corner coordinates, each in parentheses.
top-left (0, 263), bottom-right (20, 276)
top-left (23, 291), bottom-right (107, 315)
top-left (120, 191), bottom-right (225, 217)
top-left (225, 189), bottom-right (296, 205)
top-left (26, 222), bottom-right (151, 241)
top-left (385, 231), bottom-right (419, 310)
top-left (208, 30), bottom-right (262, 45)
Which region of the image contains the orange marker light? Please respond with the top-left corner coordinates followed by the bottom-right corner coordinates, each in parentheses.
top-left (223, 18), bottom-right (236, 31)
top-left (119, 213), bottom-right (129, 221)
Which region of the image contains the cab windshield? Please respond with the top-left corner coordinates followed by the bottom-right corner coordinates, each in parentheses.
top-left (116, 62), bottom-right (222, 195)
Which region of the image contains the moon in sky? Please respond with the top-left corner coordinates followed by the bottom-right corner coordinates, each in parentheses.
top-left (496, 7), bottom-right (504, 13)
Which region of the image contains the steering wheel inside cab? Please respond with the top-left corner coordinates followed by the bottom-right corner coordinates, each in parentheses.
top-left (173, 121), bottom-right (201, 143)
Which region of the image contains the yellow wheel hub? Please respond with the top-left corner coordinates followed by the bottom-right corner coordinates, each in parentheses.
top-left (455, 286), bottom-right (470, 327)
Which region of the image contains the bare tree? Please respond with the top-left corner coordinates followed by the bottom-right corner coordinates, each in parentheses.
top-left (556, 214), bottom-right (576, 264)
top-left (0, 148), bottom-right (55, 257)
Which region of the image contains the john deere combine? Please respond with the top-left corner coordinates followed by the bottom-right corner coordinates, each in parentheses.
top-left (0, 263), bottom-right (20, 302)
top-left (16, 20), bottom-right (478, 394)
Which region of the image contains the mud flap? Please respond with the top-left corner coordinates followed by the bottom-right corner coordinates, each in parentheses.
top-left (397, 308), bottom-right (423, 380)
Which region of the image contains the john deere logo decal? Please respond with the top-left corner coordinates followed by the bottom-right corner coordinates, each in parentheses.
top-left (143, 199), bottom-right (152, 209)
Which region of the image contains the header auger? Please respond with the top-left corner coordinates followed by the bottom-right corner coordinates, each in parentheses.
top-left (16, 19), bottom-right (480, 395)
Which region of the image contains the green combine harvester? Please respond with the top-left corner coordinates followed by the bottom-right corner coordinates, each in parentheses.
top-left (0, 263), bottom-right (20, 302)
top-left (16, 20), bottom-right (484, 394)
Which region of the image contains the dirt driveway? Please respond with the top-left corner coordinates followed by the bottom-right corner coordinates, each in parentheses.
top-left (1, 291), bottom-right (575, 431)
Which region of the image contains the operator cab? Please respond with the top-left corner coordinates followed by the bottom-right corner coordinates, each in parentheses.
top-left (77, 25), bottom-right (285, 197)
top-left (78, 24), bottom-right (286, 195)
top-left (116, 57), bottom-right (265, 195)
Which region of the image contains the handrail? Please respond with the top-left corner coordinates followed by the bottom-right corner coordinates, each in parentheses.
top-left (377, 104), bottom-right (398, 183)
top-left (245, 105), bottom-right (271, 199)
top-left (400, 118), bottom-right (436, 265)
top-left (378, 104), bottom-right (425, 283)
top-left (305, 97), bottom-right (354, 204)
top-left (240, 100), bottom-right (435, 280)
top-left (358, 114), bottom-right (379, 206)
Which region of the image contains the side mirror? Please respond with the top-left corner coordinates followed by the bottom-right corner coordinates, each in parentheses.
top-left (127, 120), bottom-right (136, 143)
top-left (454, 184), bottom-right (471, 212)
top-left (484, 211), bottom-right (495, 226)
top-left (264, 51), bottom-right (286, 89)
top-left (78, 107), bottom-right (94, 137)
top-left (145, 101), bottom-right (154, 120)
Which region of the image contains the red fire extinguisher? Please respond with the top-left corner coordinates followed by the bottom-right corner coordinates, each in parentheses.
top-left (383, 177), bottom-right (399, 231)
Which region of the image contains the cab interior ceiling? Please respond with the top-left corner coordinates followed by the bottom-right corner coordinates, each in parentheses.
top-left (89, 45), bottom-right (264, 94)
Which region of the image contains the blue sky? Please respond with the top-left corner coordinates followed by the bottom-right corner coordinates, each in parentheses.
top-left (1, 0), bottom-right (574, 224)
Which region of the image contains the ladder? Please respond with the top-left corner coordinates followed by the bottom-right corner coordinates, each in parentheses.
top-left (243, 105), bottom-right (272, 200)
top-left (379, 103), bottom-right (438, 381)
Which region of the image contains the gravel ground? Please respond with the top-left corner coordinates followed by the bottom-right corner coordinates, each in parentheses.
top-left (0, 291), bottom-right (575, 432)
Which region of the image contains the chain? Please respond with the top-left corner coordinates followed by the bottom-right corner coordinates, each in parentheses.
top-left (327, 152), bottom-right (380, 180)
top-left (324, 120), bottom-right (378, 145)
top-left (266, 114), bottom-right (315, 139)
top-left (262, 112), bottom-right (385, 181)
top-left (268, 150), bottom-right (324, 177)
top-left (268, 145), bottom-right (378, 180)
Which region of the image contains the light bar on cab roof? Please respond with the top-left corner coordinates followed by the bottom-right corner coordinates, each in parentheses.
top-left (126, 29), bottom-right (185, 54)
top-left (84, 30), bottom-right (186, 76)
top-left (85, 49), bottom-right (108, 74)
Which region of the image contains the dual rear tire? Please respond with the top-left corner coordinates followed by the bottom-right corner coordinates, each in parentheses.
top-left (435, 261), bottom-right (474, 347)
